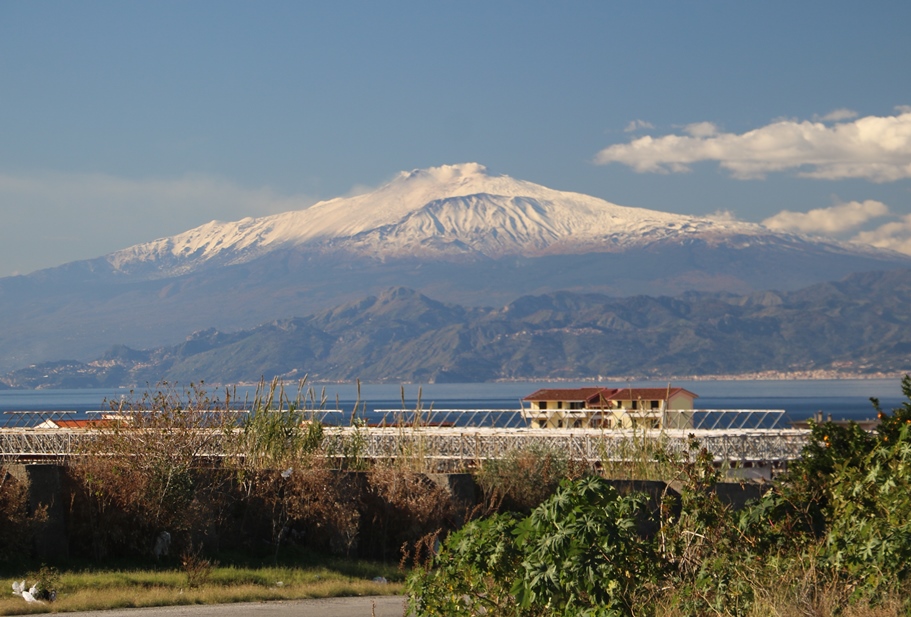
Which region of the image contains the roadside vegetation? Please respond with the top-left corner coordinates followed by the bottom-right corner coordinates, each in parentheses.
top-left (3, 377), bottom-right (911, 615)
top-left (408, 376), bottom-right (911, 616)
top-left (0, 380), bottom-right (421, 614)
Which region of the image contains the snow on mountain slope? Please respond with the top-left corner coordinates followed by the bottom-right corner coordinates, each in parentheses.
top-left (105, 163), bottom-right (873, 274)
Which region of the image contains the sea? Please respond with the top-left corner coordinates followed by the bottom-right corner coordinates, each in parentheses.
top-left (0, 378), bottom-right (905, 428)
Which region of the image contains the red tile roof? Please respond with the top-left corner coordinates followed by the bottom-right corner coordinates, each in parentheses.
top-left (524, 386), bottom-right (698, 402)
top-left (603, 387), bottom-right (698, 401)
top-left (523, 387), bottom-right (610, 401)
top-left (47, 419), bottom-right (119, 429)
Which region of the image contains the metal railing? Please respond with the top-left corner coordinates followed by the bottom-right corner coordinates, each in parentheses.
top-left (2, 407), bottom-right (787, 430)
top-left (370, 409), bottom-right (528, 429)
top-left (321, 426), bottom-right (809, 465)
top-left (691, 409), bottom-right (787, 430)
top-left (1, 410), bottom-right (79, 429)
top-left (0, 424), bottom-right (810, 467)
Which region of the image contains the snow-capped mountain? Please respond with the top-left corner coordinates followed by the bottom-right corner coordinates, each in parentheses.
top-left (106, 163), bottom-right (857, 276)
top-left (1, 163), bottom-right (910, 373)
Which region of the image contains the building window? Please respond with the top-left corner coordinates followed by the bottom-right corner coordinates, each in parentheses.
top-left (651, 400), bottom-right (660, 409)
top-left (557, 401), bottom-right (563, 409)
top-left (538, 401), bottom-right (547, 410)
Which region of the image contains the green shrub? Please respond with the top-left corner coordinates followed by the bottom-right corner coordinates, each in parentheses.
top-left (409, 476), bottom-right (659, 617)
top-left (407, 513), bottom-right (522, 616)
top-left (736, 375), bottom-right (911, 607)
top-left (513, 476), bottom-right (660, 616)
top-left (658, 444), bottom-right (758, 615)
top-left (823, 421), bottom-right (911, 598)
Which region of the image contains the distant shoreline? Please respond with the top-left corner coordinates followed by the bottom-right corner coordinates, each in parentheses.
top-left (1, 371), bottom-right (908, 392)
top-left (493, 370), bottom-right (909, 384)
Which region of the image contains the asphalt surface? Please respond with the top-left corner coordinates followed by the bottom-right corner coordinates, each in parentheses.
top-left (58, 596), bottom-right (409, 617)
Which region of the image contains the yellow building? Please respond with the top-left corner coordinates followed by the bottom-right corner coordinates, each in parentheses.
top-left (522, 386), bottom-right (697, 429)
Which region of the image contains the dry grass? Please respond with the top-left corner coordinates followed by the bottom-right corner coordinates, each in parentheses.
top-left (649, 551), bottom-right (911, 617)
top-left (652, 598), bottom-right (909, 617)
top-left (743, 583), bottom-right (911, 617)
top-left (0, 566), bottom-right (401, 615)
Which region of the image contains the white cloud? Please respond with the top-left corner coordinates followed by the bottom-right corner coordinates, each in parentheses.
top-left (0, 172), bottom-right (312, 218)
top-left (762, 200), bottom-right (890, 235)
top-left (814, 109), bottom-right (858, 122)
top-left (706, 209), bottom-right (738, 222)
top-left (341, 183), bottom-right (377, 198)
top-left (595, 110), bottom-right (911, 182)
top-left (684, 121), bottom-right (719, 138)
top-left (624, 119), bottom-right (655, 133)
top-left (0, 171), bottom-right (316, 276)
top-left (852, 214), bottom-right (911, 255)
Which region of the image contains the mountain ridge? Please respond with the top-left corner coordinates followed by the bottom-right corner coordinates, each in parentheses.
top-left (2, 163), bottom-right (911, 372)
top-left (4, 269), bottom-right (910, 389)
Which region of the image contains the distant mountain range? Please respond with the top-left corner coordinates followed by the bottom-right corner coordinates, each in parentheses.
top-left (1, 163), bottom-right (910, 375)
top-left (4, 269), bottom-right (910, 389)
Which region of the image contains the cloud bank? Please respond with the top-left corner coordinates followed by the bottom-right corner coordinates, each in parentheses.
top-left (596, 109), bottom-right (911, 182)
top-left (760, 199), bottom-right (911, 256)
top-left (0, 171), bottom-right (316, 276)
top-left (762, 200), bottom-right (890, 234)
top-left (853, 215), bottom-right (911, 255)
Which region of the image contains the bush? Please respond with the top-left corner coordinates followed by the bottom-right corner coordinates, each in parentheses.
top-left (69, 382), bottom-right (234, 558)
top-left (407, 512), bottom-right (523, 617)
top-left (513, 476), bottom-right (660, 616)
top-left (659, 445), bottom-right (757, 615)
top-left (409, 476), bottom-right (659, 617)
top-left (823, 420), bottom-right (911, 598)
top-left (363, 467), bottom-right (455, 563)
top-left (221, 380), bottom-right (356, 559)
top-left (227, 379), bottom-right (325, 474)
top-left (474, 444), bottom-right (582, 513)
top-left (733, 375), bottom-right (911, 609)
top-left (275, 463), bottom-right (361, 557)
top-left (181, 543), bottom-right (215, 588)
top-left (0, 468), bottom-right (45, 561)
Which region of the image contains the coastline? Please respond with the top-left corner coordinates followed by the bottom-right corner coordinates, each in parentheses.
top-left (494, 370), bottom-right (910, 384)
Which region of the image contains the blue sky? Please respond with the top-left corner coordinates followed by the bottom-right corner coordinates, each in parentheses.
top-left (1, 1), bottom-right (910, 276)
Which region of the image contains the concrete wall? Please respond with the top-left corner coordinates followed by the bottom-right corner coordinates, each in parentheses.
top-left (7, 463), bottom-right (69, 560)
top-left (5, 464), bottom-right (764, 562)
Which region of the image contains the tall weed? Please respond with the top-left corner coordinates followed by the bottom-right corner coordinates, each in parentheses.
top-left (363, 467), bottom-right (454, 562)
top-left (474, 443), bottom-right (583, 513)
top-left (0, 467), bottom-right (43, 561)
top-left (69, 381), bottom-right (235, 559)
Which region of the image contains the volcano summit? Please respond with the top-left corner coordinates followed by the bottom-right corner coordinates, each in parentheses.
top-left (106, 162), bottom-right (874, 272)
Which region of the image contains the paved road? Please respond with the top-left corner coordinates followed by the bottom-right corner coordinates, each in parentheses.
top-left (59, 596), bottom-right (409, 617)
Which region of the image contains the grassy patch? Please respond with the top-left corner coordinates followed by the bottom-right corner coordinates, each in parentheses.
top-left (0, 562), bottom-right (402, 615)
